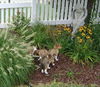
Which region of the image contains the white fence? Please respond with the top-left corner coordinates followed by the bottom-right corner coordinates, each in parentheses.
top-left (0, 0), bottom-right (32, 3)
top-left (0, 1), bottom-right (32, 28)
top-left (0, 0), bottom-right (99, 28)
top-left (32, 0), bottom-right (88, 25)
top-left (91, 0), bottom-right (100, 24)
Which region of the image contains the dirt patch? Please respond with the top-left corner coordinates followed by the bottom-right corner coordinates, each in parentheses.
top-left (30, 54), bottom-right (100, 85)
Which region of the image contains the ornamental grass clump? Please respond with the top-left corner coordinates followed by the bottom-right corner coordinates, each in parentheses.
top-left (0, 29), bottom-right (34, 87)
top-left (9, 13), bottom-right (35, 44)
top-left (11, 12), bottom-right (30, 34)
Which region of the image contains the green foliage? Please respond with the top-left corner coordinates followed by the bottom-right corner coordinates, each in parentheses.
top-left (66, 70), bottom-right (74, 79)
top-left (0, 29), bottom-right (34, 87)
top-left (69, 40), bottom-right (98, 65)
top-left (57, 31), bottom-right (74, 54)
top-left (92, 24), bottom-right (100, 52)
top-left (47, 25), bottom-right (74, 54)
top-left (56, 25), bottom-right (99, 65)
top-left (9, 14), bottom-right (35, 44)
top-left (30, 24), bottom-right (100, 65)
top-left (31, 23), bottom-right (56, 49)
top-left (11, 13), bottom-right (30, 34)
top-left (10, 14), bottom-right (55, 49)
top-left (91, 24), bottom-right (100, 62)
top-left (68, 25), bottom-right (99, 65)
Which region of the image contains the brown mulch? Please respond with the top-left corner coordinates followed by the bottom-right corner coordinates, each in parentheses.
top-left (30, 54), bottom-right (100, 85)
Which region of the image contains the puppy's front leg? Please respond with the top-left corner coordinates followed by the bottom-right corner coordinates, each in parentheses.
top-left (41, 69), bottom-right (44, 73)
top-left (47, 64), bottom-right (50, 69)
top-left (44, 69), bottom-right (48, 74)
top-left (52, 63), bottom-right (55, 66)
top-left (55, 56), bottom-right (58, 61)
top-left (38, 56), bottom-right (42, 60)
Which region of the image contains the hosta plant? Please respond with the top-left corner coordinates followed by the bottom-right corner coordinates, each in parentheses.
top-left (0, 29), bottom-right (34, 87)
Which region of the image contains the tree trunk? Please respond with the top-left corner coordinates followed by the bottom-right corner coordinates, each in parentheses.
top-left (85, 0), bottom-right (96, 24)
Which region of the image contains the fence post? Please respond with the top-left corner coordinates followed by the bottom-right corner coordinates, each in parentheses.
top-left (31, 0), bottom-right (36, 22)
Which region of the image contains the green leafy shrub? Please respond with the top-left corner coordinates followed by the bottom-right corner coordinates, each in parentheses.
top-left (69, 40), bottom-right (98, 65)
top-left (91, 24), bottom-right (100, 62)
top-left (92, 24), bottom-right (100, 52)
top-left (31, 23), bottom-right (56, 49)
top-left (68, 25), bottom-right (99, 65)
top-left (0, 29), bottom-right (34, 87)
top-left (54, 25), bottom-right (74, 54)
top-left (56, 25), bottom-right (99, 65)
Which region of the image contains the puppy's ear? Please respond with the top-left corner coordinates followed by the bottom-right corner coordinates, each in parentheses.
top-left (58, 45), bottom-right (62, 49)
top-left (33, 50), bottom-right (39, 55)
top-left (33, 46), bottom-right (37, 51)
top-left (55, 44), bottom-right (62, 49)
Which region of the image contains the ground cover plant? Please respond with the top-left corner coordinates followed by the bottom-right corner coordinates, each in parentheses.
top-left (0, 29), bottom-right (34, 87)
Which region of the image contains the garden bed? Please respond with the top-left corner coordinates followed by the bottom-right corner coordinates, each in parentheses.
top-left (30, 54), bottom-right (100, 85)
top-left (0, 15), bottom-right (99, 87)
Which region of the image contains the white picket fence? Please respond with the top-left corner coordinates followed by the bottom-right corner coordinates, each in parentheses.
top-left (91, 0), bottom-right (100, 24)
top-left (0, 0), bottom-right (99, 28)
top-left (32, 0), bottom-right (88, 25)
top-left (0, 0), bottom-right (32, 3)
